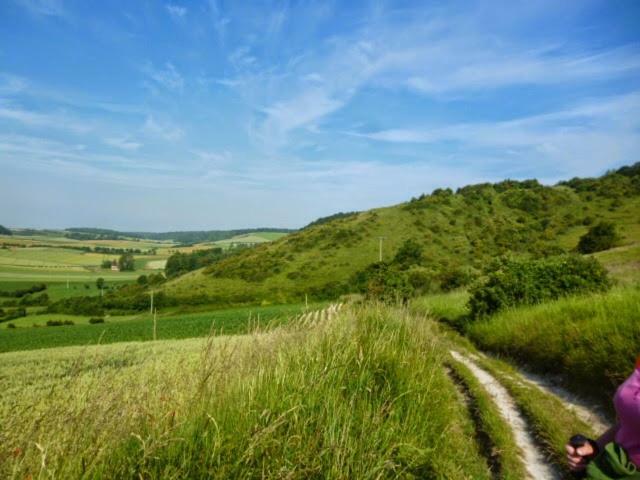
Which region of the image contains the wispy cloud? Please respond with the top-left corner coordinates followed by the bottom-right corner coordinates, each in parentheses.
top-left (0, 104), bottom-right (91, 134)
top-left (12, 0), bottom-right (66, 18)
top-left (143, 115), bottom-right (184, 141)
top-left (104, 137), bottom-right (142, 151)
top-left (141, 62), bottom-right (184, 93)
top-left (165, 4), bottom-right (187, 20)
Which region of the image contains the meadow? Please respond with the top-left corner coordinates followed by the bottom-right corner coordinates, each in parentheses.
top-left (0, 302), bottom-right (319, 353)
top-left (0, 305), bottom-right (506, 479)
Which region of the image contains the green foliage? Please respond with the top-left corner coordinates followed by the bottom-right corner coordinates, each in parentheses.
top-left (438, 267), bottom-right (475, 292)
top-left (46, 319), bottom-right (74, 327)
top-left (0, 283), bottom-right (46, 298)
top-left (136, 275), bottom-right (148, 286)
top-left (1, 308), bottom-right (27, 323)
top-left (303, 211), bottom-right (359, 229)
top-left (352, 262), bottom-right (414, 303)
top-left (468, 255), bottom-right (611, 318)
top-left (89, 317), bottom-right (105, 324)
top-left (18, 292), bottom-right (49, 306)
top-left (576, 221), bottom-right (620, 253)
top-left (118, 253), bottom-right (135, 271)
top-left (101, 259), bottom-right (113, 269)
top-left (165, 247), bottom-right (225, 278)
top-left (96, 277), bottom-right (105, 290)
top-left (0, 224), bottom-right (12, 236)
top-left (468, 287), bottom-right (640, 408)
top-left (393, 238), bottom-right (424, 268)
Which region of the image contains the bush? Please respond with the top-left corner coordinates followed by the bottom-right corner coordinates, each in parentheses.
top-left (352, 262), bottom-right (414, 304)
top-left (393, 239), bottom-right (424, 268)
top-left (468, 255), bottom-right (610, 318)
top-left (47, 320), bottom-right (74, 327)
top-left (438, 267), bottom-right (475, 292)
top-left (6, 323), bottom-right (16, 329)
top-left (1, 308), bottom-right (26, 322)
top-left (89, 317), bottom-right (105, 324)
top-left (576, 221), bottom-right (620, 254)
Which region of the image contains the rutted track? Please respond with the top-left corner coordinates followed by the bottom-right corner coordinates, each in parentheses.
top-left (450, 350), bottom-right (560, 480)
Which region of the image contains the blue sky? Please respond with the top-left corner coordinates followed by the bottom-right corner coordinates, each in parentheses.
top-left (1, 0), bottom-right (639, 230)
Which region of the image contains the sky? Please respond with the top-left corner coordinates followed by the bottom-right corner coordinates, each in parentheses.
top-left (1, 0), bottom-right (639, 231)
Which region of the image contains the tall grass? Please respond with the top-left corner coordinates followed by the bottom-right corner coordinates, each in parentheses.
top-left (2, 305), bottom-right (494, 479)
top-left (467, 286), bottom-right (640, 407)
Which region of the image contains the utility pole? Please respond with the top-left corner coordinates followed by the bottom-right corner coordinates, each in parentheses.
top-left (150, 290), bottom-right (154, 315)
top-left (378, 237), bottom-right (386, 262)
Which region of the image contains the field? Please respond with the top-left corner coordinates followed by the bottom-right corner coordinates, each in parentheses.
top-left (1, 303), bottom-right (600, 479)
top-left (0, 302), bottom-right (321, 353)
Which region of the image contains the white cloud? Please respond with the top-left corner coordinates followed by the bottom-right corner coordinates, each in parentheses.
top-left (165, 4), bottom-right (187, 19)
top-left (0, 105), bottom-right (91, 134)
top-left (13, 0), bottom-right (66, 18)
top-left (104, 137), bottom-right (142, 151)
top-left (193, 149), bottom-right (232, 164)
top-left (143, 115), bottom-right (184, 141)
top-left (141, 62), bottom-right (184, 92)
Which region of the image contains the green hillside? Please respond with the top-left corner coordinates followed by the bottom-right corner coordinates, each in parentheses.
top-left (164, 164), bottom-right (640, 304)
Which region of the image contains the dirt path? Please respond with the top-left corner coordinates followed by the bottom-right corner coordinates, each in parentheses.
top-left (515, 369), bottom-right (611, 435)
top-left (467, 351), bottom-right (612, 436)
top-left (450, 350), bottom-right (560, 480)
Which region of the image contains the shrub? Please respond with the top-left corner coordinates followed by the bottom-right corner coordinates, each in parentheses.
top-left (1, 308), bottom-right (26, 322)
top-left (468, 255), bottom-right (610, 318)
top-left (438, 267), bottom-right (475, 292)
top-left (89, 317), bottom-right (105, 324)
top-left (352, 262), bottom-right (414, 304)
top-left (576, 221), bottom-right (620, 254)
top-left (47, 320), bottom-right (75, 327)
top-left (6, 323), bottom-right (16, 329)
top-left (393, 239), bottom-right (424, 268)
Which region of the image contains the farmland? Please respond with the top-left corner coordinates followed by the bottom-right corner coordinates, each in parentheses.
top-left (0, 302), bottom-right (322, 352)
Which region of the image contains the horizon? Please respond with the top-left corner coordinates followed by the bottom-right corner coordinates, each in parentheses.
top-left (1, 0), bottom-right (639, 230)
top-left (3, 160), bottom-right (637, 232)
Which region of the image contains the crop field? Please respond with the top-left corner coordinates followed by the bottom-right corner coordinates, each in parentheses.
top-left (1, 233), bottom-right (173, 250)
top-left (0, 302), bottom-right (321, 352)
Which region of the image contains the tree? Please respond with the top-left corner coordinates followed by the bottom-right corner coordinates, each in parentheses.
top-left (577, 221), bottom-right (619, 254)
top-left (137, 274), bottom-right (148, 286)
top-left (393, 239), bottom-right (424, 269)
top-left (118, 253), bottom-right (135, 271)
top-left (96, 277), bottom-right (105, 297)
top-left (0, 224), bottom-right (12, 236)
top-left (101, 259), bottom-right (112, 269)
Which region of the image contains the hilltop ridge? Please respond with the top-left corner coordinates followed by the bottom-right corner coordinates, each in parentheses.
top-left (163, 164), bottom-right (640, 304)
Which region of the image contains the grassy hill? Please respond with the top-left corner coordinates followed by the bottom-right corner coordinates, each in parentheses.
top-left (164, 164), bottom-right (640, 304)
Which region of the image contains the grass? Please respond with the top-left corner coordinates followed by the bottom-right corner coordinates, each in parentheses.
top-left (0, 303), bottom-right (321, 353)
top-left (411, 290), bottom-right (470, 329)
top-left (466, 285), bottom-right (640, 409)
top-left (1, 305), bottom-right (495, 479)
